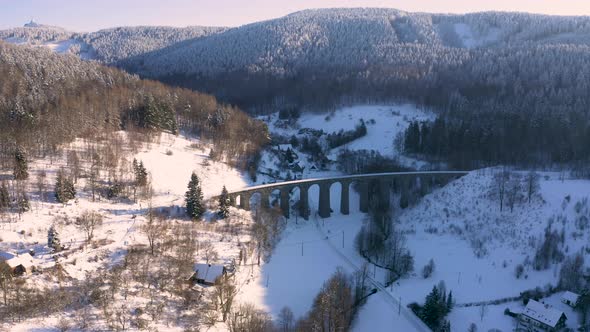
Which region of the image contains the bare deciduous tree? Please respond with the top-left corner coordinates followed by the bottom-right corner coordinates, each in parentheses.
top-left (202, 241), bottom-right (219, 264)
top-left (491, 169), bottom-right (510, 211)
top-left (228, 302), bottom-right (273, 332)
top-left (67, 150), bottom-right (81, 184)
top-left (276, 306), bottom-right (295, 332)
top-left (506, 173), bottom-right (522, 212)
top-left (212, 274), bottom-right (238, 322)
top-left (0, 262), bottom-right (13, 306)
top-left (141, 208), bottom-right (169, 256)
top-left (525, 171), bottom-right (540, 204)
top-left (36, 171), bottom-right (47, 203)
top-left (76, 210), bottom-right (104, 242)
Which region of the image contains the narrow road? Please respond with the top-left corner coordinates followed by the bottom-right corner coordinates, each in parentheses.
top-left (312, 214), bottom-right (431, 332)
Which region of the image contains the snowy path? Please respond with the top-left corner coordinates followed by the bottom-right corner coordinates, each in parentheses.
top-left (312, 214), bottom-right (431, 332)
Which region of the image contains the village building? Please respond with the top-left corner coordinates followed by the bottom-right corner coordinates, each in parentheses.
top-left (518, 299), bottom-right (567, 332)
top-left (561, 291), bottom-right (580, 308)
top-left (0, 251), bottom-right (35, 276)
top-left (190, 263), bottom-right (226, 286)
top-left (276, 144), bottom-right (293, 152)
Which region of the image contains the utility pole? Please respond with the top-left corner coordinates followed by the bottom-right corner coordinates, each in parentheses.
top-left (342, 230), bottom-right (344, 248)
top-left (398, 296), bottom-right (401, 315)
top-left (301, 241), bottom-right (303, 256)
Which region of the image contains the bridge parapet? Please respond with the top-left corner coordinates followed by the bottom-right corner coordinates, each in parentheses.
top-left (216, 171), bottom-right (469, 220)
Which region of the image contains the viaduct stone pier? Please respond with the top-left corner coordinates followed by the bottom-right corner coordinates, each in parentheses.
top-left (219, 171), bottom-right (469, 220)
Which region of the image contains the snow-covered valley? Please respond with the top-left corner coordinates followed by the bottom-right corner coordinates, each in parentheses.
top-left (1, 104), bottom-right (590, 331)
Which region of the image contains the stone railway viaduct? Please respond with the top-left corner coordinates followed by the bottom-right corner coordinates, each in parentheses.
top-left (221, 171), bottom-right (469, 220)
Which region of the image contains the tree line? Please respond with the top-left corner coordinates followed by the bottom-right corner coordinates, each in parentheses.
top-left (403, 116), bottom-right (590, 169)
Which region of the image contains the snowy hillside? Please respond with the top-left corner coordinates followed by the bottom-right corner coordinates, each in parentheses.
top-left (267, 105), bottom-right (433, 157)
top-left (255, 104), bottom-right (434, 185)
top-left (5, 9), bottom-right (590, 72)
top-left (0, 133), bottom-right (260, 331)
top-left (78, 26), bottom-right (227, 63)
top-left (236, 168), bottom-right (590, 331)
top-left (394, 170), bottom-right (590, 330)
top-left (0, 25), bottom-right (225, 63)
top-left (123, 8), bottom-right (590, 78)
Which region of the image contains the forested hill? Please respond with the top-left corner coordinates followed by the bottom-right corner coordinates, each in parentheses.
top-left (0, 25), bottom-right (226, 63)
top-left (116, 8), bottom-right (590, 168)
top-left (118, 8), bottom-right (590, 108)
top-left (0, 41), bottom-right (268, 170)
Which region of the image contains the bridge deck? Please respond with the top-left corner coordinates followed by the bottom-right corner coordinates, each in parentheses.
top-left (228, 171), bottom-right (469, 195)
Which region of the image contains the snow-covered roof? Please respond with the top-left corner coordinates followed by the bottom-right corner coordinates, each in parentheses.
top-left (291, 161), bottom-right (305, 170)
top-left (0, 252), bottom-right (34, 270)
top-left (562, 291), bottom-right (580, 304)
top-left (522, 300), bottom-right (565, 327)
top-left (194, 263), bottom-right (225, 284)
top-left (277, 144), bottom-right (293, 151)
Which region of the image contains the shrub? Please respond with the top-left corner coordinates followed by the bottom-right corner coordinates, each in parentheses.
top-left (515, 264), bottom-right (524, 279)
top-left (422, 259), bottom-right (435, 279)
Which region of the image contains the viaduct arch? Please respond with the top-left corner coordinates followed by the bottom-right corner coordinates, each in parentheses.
top-left (218, 171), bottom-right (469, 220)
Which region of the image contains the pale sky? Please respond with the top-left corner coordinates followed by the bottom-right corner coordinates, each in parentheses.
top-left (1, 0), bottom-right (590, 31)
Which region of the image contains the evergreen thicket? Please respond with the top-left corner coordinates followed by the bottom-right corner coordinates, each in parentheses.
top-left (132, 159), bottom-right (148, 187)
top-left (47, 225), bottom-right (61, 251)
top-left (54, 169), bottom-right (76, 204)
top-left (409, 284), bottom-right (454, 331)
top-left (404, 117), bottom-right (590, 169)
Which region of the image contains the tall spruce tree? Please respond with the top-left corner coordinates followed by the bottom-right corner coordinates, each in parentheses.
top-left (421, 286), bottom-right (442, 329)
top-left (446, 291), bottom-right (454, 313)
top-left (133, 159), bottom-right (148, 187)
top-left (218, 185), bottom-right (230, 219)
top-left (55, 169), bottom-right (76, 204)
top-left (185, 172), bottom-right (204, 220)
top-left (13, 147), bottom-right (28, 180)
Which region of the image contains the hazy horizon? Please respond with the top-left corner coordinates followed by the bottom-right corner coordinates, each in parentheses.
top-left (1, 0), bottom-right (590, 31)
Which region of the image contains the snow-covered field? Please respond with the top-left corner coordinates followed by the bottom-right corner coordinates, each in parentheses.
top-left (452, 23), bottom-right (502, 48)
top-left (267, 104), bottom-right (432, 159)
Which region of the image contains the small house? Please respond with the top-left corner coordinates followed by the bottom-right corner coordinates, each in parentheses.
top-left (518, 300), bottom-right (567, 332)
top-left (277, 144), bottom-right (293, 152)
top-left (191, 263), bottom-right (226, 286)
top-left (0, 251), bottom-right (35, 276)
top-left (561, 291), bottom-right (579, 308)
